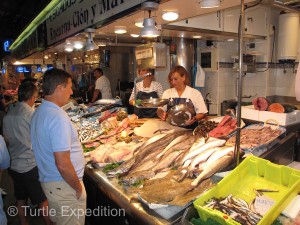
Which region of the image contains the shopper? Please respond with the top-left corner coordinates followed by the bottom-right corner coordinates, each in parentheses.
top-left (3, 81), bottom-right (51, 225)
top-left (31, 68), bottom-right (86, 225)
top-left (129, 68), bottom-right (164, 118)
top-left (0, 135), bottom-right (9, 225)
top-left (157, 65), bottom-right (207, 128)
top-left (0, 85), bottom-right (14, 135)
top-left (90, 67), bottom-right (112, 102)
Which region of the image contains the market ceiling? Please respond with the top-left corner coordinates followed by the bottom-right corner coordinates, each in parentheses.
top-left (0, 0), bottom-right (51, 59)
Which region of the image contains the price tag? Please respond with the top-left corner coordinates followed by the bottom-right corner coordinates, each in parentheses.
top-left (254, 195), bottom-right (275, 216)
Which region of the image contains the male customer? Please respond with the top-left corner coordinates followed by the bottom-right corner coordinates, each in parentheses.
top-left (31, 68), bottom-right (86, 225)
top-left (3, 81), bottom-right (51, 225)
top-left (0, 135), bottom-right (9, 225)
top-left (90, 67), bottom-right (112, 102)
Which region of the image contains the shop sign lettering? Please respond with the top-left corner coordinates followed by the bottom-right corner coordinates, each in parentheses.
top-left (46, 0), bottom-right (147, 45)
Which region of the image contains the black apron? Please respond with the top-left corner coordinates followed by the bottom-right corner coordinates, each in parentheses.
top-left (134, 91), bottom-right (159, 118)
top-left (167, 97), bottom-right (197, 129)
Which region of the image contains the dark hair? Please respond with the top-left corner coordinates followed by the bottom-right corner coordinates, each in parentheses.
top-left (168, 65), bottom-right (190, 85)
top-left (0, 85), bottom-right (6, 91)
top-left (42, 68), bottom-right (72, 95)
top-left (21, 77), bottom-right (37, 84)
top-left (94, 68), bottom-right (103, 74)
top-left (18, 81), bottom-right (38, 102)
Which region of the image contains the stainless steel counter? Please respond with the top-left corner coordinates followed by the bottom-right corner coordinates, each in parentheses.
top-left (84, 165), bottom-right (182, 225)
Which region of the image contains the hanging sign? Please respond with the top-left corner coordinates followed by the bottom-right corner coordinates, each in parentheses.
top-left (46, 0), bottom-right (147, 45)
top-left (3, 39), bottom-right (12, 52)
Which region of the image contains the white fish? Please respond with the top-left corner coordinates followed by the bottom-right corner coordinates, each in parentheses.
top-left (199, 146), bottom-right (235, 171)
top-left (155, 133), bottom-right (190, 159)
top-left (181, 139), bottom-right (226, 164)
top-left (189, 147), bottom-right (220, 171)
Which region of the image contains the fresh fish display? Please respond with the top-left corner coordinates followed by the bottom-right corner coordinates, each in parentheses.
top-left (203, 194), bottom-right (263, 225)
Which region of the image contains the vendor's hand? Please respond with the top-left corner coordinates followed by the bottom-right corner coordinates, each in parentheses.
top-left (185, 116), bottom-right (197, 126)
top-left (157, 109), bottom-right (167, 121)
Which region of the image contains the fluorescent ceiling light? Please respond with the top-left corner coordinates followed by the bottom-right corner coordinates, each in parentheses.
top-left (65, 42), bottom-right (73, 52)
top-left (162, 11), bottom-right (179, 21)
top-left (140, 18), bottom-right (160, 38)
top-left (227, 38), bottom-right (235, 42)
top-left (135, 18), bottom-right (144, 28)
top-left (130, 34), bottom-right (139, 38)
top-left (114, 26), bottom-right (127, 34)
top-left (74, 41), bottom-right (84, 49)
top-left (192, 35), bottom-right (202, 39)
top-left (200, 0), bottom-right (220, 8)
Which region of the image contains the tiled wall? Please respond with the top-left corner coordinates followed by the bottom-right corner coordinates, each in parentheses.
top-left (198, 40), bottom-right (299, 115)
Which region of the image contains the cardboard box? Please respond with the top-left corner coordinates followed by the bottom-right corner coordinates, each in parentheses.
top-left (241, 105), bottom-right (259, 121)
top-left (241, 105), bottom-right (300, 126)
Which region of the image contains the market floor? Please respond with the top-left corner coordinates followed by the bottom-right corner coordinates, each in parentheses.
top-left (2, 170), bottom-right (44, 225)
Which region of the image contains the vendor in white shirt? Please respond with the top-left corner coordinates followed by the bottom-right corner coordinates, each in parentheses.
top-left (129, 68), bottom-right (164, 118)
top-left (91, 68), bottom-right (112, 103)
top-left (157, 65), bottom-right (207, 128)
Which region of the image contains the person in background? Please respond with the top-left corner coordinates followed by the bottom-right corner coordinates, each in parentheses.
top-left (90, 68), bottom-right (112, 103)
top-left (129, 68), bottom-right (164, 118)
top-left (157, 65), bottom-right (207, 128)
top-left (0, 135), bottom-right (9, 225)
top-left (31, 68), bottom-right (86, 225)
top-left (0, 85), bottom-right (15, 135)
top-left (3, 81), bottom-right (51, 225)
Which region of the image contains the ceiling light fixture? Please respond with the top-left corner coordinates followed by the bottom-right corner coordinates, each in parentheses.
top-left (65, 42), bottom-right (74, 52)
top-left (200, 0), bottom-right (220, 8)
top-left (140, 18), bottom-right (160, 37)
top-left (140, 1), bottom-right (160, 38)
top-left (114, 26), bottom-right (127, 34)
top-left (192, 35), bottom-right (202, 39)
top-left (162, 11), bottom-right (179, 21)
top-left (135, 18), bottom-right (144, 28)
top-left (130, 34), bottom-right (140, 38)
top-left (74, 41), bottom-right (84, 49)
top-left (85, 28), bottom-right (98, 51)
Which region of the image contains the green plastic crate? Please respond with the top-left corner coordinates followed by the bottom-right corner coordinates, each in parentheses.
top-left (193, 156), bottom-right (300, 225)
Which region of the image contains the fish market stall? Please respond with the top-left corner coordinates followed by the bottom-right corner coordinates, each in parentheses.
top-left (63, 100), bottom-right (299, 224)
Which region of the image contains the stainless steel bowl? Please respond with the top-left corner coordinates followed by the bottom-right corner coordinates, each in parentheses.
top-left (140, 98), bottom-right (169, 108)
top-left (166, 104), bottom-right (195, 126)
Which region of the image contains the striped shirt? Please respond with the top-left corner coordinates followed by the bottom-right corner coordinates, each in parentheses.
top-left (129, 81), bottom-right (164, 101)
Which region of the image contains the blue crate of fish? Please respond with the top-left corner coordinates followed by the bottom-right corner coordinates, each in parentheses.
top-left (193, 156), bottom-right (300, 225)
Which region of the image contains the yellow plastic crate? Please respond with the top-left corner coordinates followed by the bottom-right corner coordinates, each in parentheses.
top-left (193, 156), bottom-right (300, 225)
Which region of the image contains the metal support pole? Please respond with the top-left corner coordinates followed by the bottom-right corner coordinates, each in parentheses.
top-left (235, 0), bottom-right (245, 166)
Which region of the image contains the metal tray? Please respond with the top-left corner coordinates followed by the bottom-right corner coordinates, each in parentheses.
top-left (226, 123), bottom-right (286, 156)
top-left (166, 104), bottom-right (195, 126)
top-left (137, 98), bottom-right (169, 108)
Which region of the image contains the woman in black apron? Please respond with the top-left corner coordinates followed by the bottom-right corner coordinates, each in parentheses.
top-left (157, 65), bottom-right (207, 129)
top-left (129, 69), bottom-right (164, 118)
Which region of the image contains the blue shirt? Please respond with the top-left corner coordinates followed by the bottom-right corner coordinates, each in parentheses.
top-left (31, 100), bottom-right (85, 183)
top-left (0, 135), bottom-right (10, 225)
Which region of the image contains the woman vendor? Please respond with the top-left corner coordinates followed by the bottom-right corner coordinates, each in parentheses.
top-left (157, 65), bottom-right (207, 129)
top-left (129, 68), bottom-right (164, 118)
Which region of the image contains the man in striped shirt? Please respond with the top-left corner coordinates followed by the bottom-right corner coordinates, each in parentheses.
top-left (129, 68), bottom-right (163, 118)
